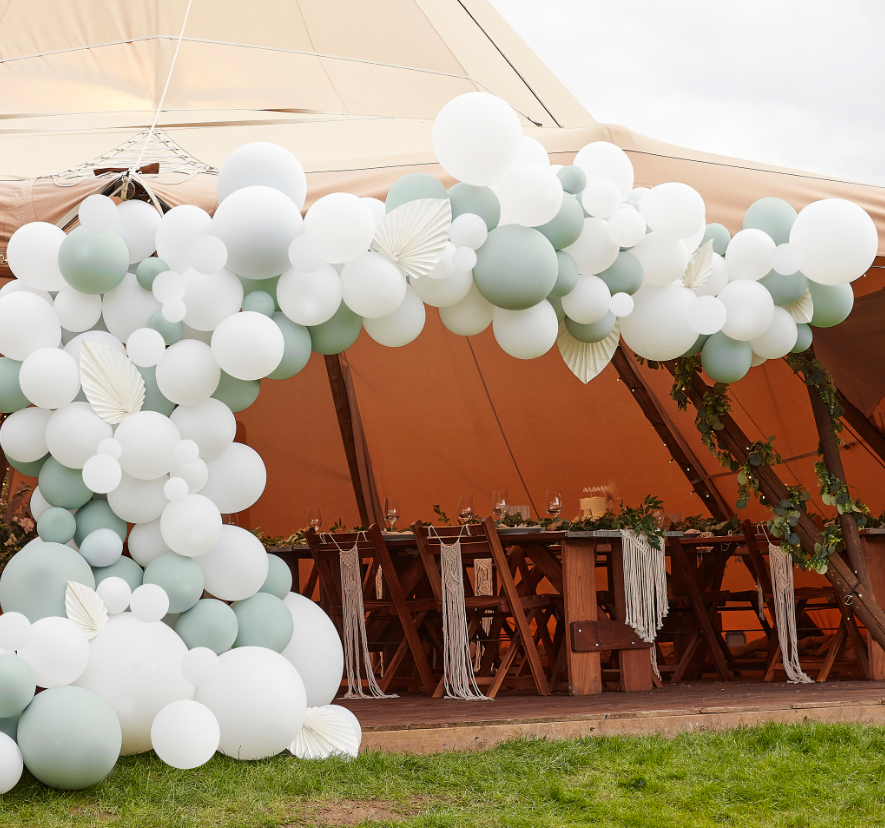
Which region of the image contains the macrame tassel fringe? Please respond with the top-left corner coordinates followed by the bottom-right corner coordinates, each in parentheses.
top-left (768, 542), bottom-right (814, 684)
top-left (473, 557), bottom-right (493, 671)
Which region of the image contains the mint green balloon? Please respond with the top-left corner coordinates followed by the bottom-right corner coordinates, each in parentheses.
top-left (143, 552), bottom-right (204, 614)
top-left (548, 251), bottom-right (579, 298)
top-left (598, 252), bottom-right (644, 296)
top-left (37, 507), bottom-right (77, 544)
top-left (386, 173), bottom-right (448, 213)
top-left (448, 183), bottom-right (500, 231)
top-left (232, 592), bottom-right (294, 652)
top-left (743, 197), bottom-right (796, 245)
top-left (682, 334), bottom-right (709, 358)
top-left (58, 227), bottom-right (128, 295)
top-left (92, 555), bottom-right (144, 591)
top-left (557, 165), bottom-right (587, 195)
top-left (212, 370), bottom-right (260, 413)
top-left (548, 295), bottom-right (565, 324)
top-left (792, 323), bottom-right (813, 353)
top-left (241, 275), bottom-right (281, 311)
top-left (175, 598), bottom-right (238, 654)
top-left (808, 281), bottom-right (854, 328)
top-left (473, 225), bottom-right (558, 310)
top-left (702, 332), bottom-right (752, 384)
top-left (268, 313), bottom-right (311, 380)
top-left (0, 358), bottom-right (30, 413)
top-left (242, 291), bottom-right (275, 316)
top-left (0, 541), bottom-right (95, 620)
top-left (535, 194), bottom-right (584, 250)
top-left (702, 223), bottom-right (731, 256)
top-left (148, 309), bottom-right (183, 346)
top-left (137, 365), bottom-right (176, 416)
top-left (0, 713), bottom-right (20, 741)
top-left (260, 554), bottom-right (293, 600)
top-left (760, 270), bottom-right (807, 306)
top-left (0, 655), bottom-right (35, 717)
top-left (38, 457), bottom-right (92, 510)
top-left (565, 311), bottom-right (616, 344)
top-left (18, 686), bottom-right (121, 790)
top-left (136, 257), bottom-right (169, 291)
top-left (7, 453), bottom-right (47, 478)
top-left (308, 302), bottom-right (363, 355)
top-left (74, 499), bottom-right (127, 547)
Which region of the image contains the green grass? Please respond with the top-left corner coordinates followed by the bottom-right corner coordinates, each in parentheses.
top-left (3, 723), bottom-right (885, 827)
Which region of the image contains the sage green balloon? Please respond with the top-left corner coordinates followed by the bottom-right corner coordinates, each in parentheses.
top-left (7, 453), bottom-right (47, 478)
top-left (682, 334), bottom-right (710, 358)
top-left (598, 251), bottom-right (644, 296)
top-left (268, 313), bottom-right (311, 380)
top-left (548, 251), bottom-right (579, 298)
top-left (232, 592), bottom-right (294, 652)
top-left (792, 323), bottom-right (813, 353)
top-left (0, 358), bottom-right (30, 413)
top-left (242, 291), bottom-right (275, 317)
top-left (212, 370), bottom-right (261, 413)
top-left (535, 194), bottom-right (584, 250)
top-left (448, 183), bottom-right (500, 231)
top-left (565, 311), bottom-right (617, 344)
top-left (37, 507), bottom-right (77, 544)
top-left (74, 499), bottom-right (127, 547)
top-left (259, 554), bottom-right (293, 600)
top-left (808, 281), bottom-right (854, 328)
top-left (0, 713), bottom-right (20, 741)
top-left (175, 598), bottom-right (238, 654)
top-left (136, 256), bottom-right (169, 291)
top-left (386, 173), bottom-right (448, 213)
top-left (0, 541), bottom-right (95, 621)
top-left (38, 457), bottom-right (92, 510)
top-left (144, 552), bottom-right (204, 614)
top-left (702, 223), bottom-right (731, 255)
top-left (759, 270), bottom-right (807, 306)
top-left (557, 165), bottom-right (587, 195)
top-left (92, 555), bottom-right (144, 591)
top-left (0, 655), bottom-right (35, 717)
top-left (308, 301), bottom-right (363, 355)
top-left (702, 332), bottom-right (752, 384)
top-left (548, 295), bottom-right (565, 324)
top-left (18, 686), bottom-right (121, 790)
top-left (58, 227), bottom-right (128, 295)
top-left (138, 364), bottom-right (176, 416)
top-left (743, 197), bottom-right (797, 245)
top-left (241, 275), bottom-right (281, 311)
top-left (148, 309), bottom-right (183, 346)
top-left (473, 225), bottom-right (558, 310)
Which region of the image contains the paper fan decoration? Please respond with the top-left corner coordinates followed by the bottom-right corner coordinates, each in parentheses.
top-left (80, 339), bottom-right (145, 424)
top-left (290, 706), bottom-right (360, 760)
top-left (65, 581), bottom-right (108, 639)
top-left (682, 240), bottom-right (713, 290)
top-left (373, 197), bottom-right (452, 280)
top-left (558, 320), bottom-right (620, 384)
top-left (784, 288), bottom-right (813, 324)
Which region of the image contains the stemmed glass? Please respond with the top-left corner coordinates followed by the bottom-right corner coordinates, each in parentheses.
top-left (546, 490), bottom-right (563, 521)
top-left (306, 507), bottom-right (322, 533)
top-left (384, 497), bottom-right (400, 531)
top-left (457, 496), bottom-right (474, 525)
top-left (492, 490), bottom-right (508, 522)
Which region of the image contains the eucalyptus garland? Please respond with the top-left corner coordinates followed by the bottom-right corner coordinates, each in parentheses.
top-left (785, 353), bottom-right (844, 438)
top-left (670, 354), bottom-right (702, 411)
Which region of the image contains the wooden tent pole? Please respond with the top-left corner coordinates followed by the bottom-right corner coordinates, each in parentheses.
top-left (834, 389), bottom-right (885, 468)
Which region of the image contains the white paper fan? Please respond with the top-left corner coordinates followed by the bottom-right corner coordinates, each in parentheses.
top-left (682, 240), bottom-right (713, 290)
top-left (65, 581), bottom-right (108, 639)
top-left (557, 320), bottom-right (620, 384)
top-left (373, 198), bottom-right (452, 280)
top-left (80, 339), bottom-right (145, 424)
top-left (784, 288), bottom-right (813, 324)
top-left (290, 706), bottom-right (360, 760)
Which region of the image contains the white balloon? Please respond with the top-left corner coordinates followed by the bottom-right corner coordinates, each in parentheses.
top-left (561, 275), bottom-right (611, 325)
top-left (170, 399), bottom-right (236, 460)
top-left (217, 142), bottom-right (307, 209)
top-left (718, 279), bottom-right (775, 341)
top-left (726, 229), bottom-right (776, 281)
top-left (639, 183), bottom-right (705, 240)
top-left (46, 403), bottom-right (113, 469)
top-left (0, 292), bottom-right (61, 361)
top-left (452, 247), bottom-right (477, 272)
top-left (162, 300), bottom-right (187, 324)
top-left (303, 193), bottom-right (375, 265)
top-left (201, 443), bottom-right (267, 514)
top-left (410, 267), bottom-right (473, 308)
top-left (573, 142), bottom-right (634, 199)
top-left (363, 285), bottom-right (425, 347)
top-left (115, 200), bottom-right (162, 264)
top-left (439, 281), bottom-right (495, 336)
top-left (126, 327), bottom-right (166, 368)
top-left (771, 243), bottom-right (802, 276)
top-left (102, 273), bottom-right (162, 342)
top-left (0, 612), bottom-right (32, 651)
top-left (789, 198), bottom-right (878, 286)
top-left (20, 348), bottom-right (80, 409)
top-left (96, 576), bottom-right (132, 614)
top-left (750, 306), bottom-right (798, 359)
top-left (196, 525), bottom-right (269, 601)
top-left (115, 411), bottom-right (181, 481)
top-left (7, 222), bottom-right (68, 291)
top-left (681, 222), bottom-right (707, 256)
top-left (82, 455), bottom-right (122, 494)
top-left (619, 283), bottom-right (697, 360)
top-left (185, 236), bottom-right (228, 277)
top-left (151, 699), bottom-right (220, 769)
top-left (181, 647), bottom-right (221, 687)
top-left (130, 584), bottom-right (170, 623)
top-left (128, 518), bottom-right (174, 567)
top-left (432, 93), bottom-right (523, 186)
top-left (581, 180), bottom-right (621, 219)
top-left (694, 252), bottom-right (730, 297)
top-left (687, 295), bottom-right (727, 335)
top-left (609, 292), bottom-right (634, 317)
top-left (361, 197), bottom-right (386, 225)
top-left (0, 279), bottom-right (53, 305)
top-left (17, 616), bottom-right (89, 688)
top-left (180, 266), bottom-right (244, 332)
top-left (78, 194), bottom-right (117, 233)
top-left (73, 613), bottom-right (194, 754)
top-left (606, 207), bottom-right (647, 248)
top-left (107, 472), bottom-right (168, 523)
top-left (449, 214), bottom-right (489, 251)
top-left (493, 301), bottom-right (558, 359)
top-left (0, 733), bottom-right (23, 794)
top-left (427, 242), bottom-right (456, 280)
top-left (156, 205), bottom-right (213, 274)
top-left (54, 287), bottom-right (102, 333)
top-left (174, 439), bottom-right (200, 464)
top-left (97, 437), bottom-right (122, 458)
top-left (277, 265), bottom-right (343, 326)
top-left (163, 477), bottom-right (189, 502)
top-left (288, 234), bottom-right (327, 272)
top-left (63, 330), bottom-right (125, 365)
top-left (155, 340), bottom-right (221, 407)
top-left (563, 218), bottom-right (619, 275)
top-left (630, 232), bottom-right (690, 285)
top-left (498, 165), bottom-right (563, 227)
top-left (172, 458), bottom-right (209, 494)
top-left (518, 135), bottom-right (550, 166)
top-left (340, 253), bottom-right (407, 319)
top-left (152, 270), bottom-right (186, 304)
top-left (751, 352), bottom-right (768, 368)
top-left (160, 494), bottom-right (222, 557)
top-left (29, 487), bottom-right (51, 521)
top-left (211, 311), bottom-right (284, 380)
top-left (0, 406), bottom-right (52, 462)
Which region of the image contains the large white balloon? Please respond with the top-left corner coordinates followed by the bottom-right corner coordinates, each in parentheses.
top-left (449, 214), bottom-right (489, 251)
top-left (115, 411), bottom-right (181, 481)
top-left (573, 142), bottom-right (634, 199)
top-left (606, 207), bottom-right (647, 248)
top-left (107, 472), bottom-right (169, 523)
top-left (0, 406), bottom-right (52, 462)
top-left (493, 301), bottom-right (559, 359)
top-left (619, 283), bottom-right (697, 360)
top-left (19, 348), bottom-right (80, 409)
top-left (431, 93), bottom-right (523, 186)
top-left (46, 402), bottom-right (113, 469)
top-left (303, 193), bottom-right (375, 265)
top-left (687, 295), bottom-right (727, 335)
top-left (725, 229), bottom-right (776, 281)
top-left (7, 222), bottom-right (68, 291)
top-left (155, 340), bottom-right (221, 407)
top-left (160, 494), bottom-right (222, 557)
top-left (79, 194), bottom-right (118, 232)
top-left (73, 613), bottom-right (194, 754)
top-left (439, 281), bottom-right (495, 335)
top-left (750, 306), bottom-right (798, 359)
top-left (201, 443), bottom-right (267, 514)
top-left (151, 699), bottom-right (220, 769)
top-left (363, 285), bottom-right (425, 347)
top-left (169, 399), bottom-right (236, 459)
top-left (181, 267), bottom-right (244, 332)
top-left (127, 327), bottom-right (166, 368)
top-left (194, 647), bottom-right (307, 760)
top-left (340, 253), bottom-right (407, 319)
top-left (196, 525), bottom-right (269, 601)
top-left (211, 312), bottom-right (284, 380)
top-left (128, 518), bottom-right (174, 568)
top-left (277, 265), bottom-right (343, 326)
top-left (217, 142), bottom-right (307, 209)
top-left (17, 616), bottom-right (90, 688)
top-left (630, 232), bottom-right (690, 285)
top-left (718, 279), bottom-right (775, 341)
top-left (63, 330), bottom-right (125, 364)
top-left (410, 267), bottom-right (473, 308)
top-left (560, 275), bottom-right (611, 325)
top-left (0, 292), bottom-right (61, 361)
top-left (54, 287), bottom-right (102, 333)
top-left (0, 280), bottom-right (52, 305)
top-left (116, 200), bottom-right (162, 264)
top-left (156, 205), bottom-right (213, 274)
top-left (101, 273), bottom-right (162, 343)
top-left (82, 455), bottom-right (122, 494)
top-left (563, 218), bottom-right (619, 275)
top-left (518, 135), bottom-right (550, 167)
top-left (581, 180), bottom-right (622, 219)
top-left (498, 166), bottom-right (563, 227)
top-left (639, 183), bottom-right (705, 240)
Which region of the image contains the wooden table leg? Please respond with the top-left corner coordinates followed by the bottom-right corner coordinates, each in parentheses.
top-left (562, 538), bottom-right (602, 695)
top-left (611, 539), bottom-right (654, 692)
top-left (863, 535), bottom-right (885, 679)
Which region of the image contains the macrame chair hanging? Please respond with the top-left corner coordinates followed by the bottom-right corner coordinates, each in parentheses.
top-left (766, 538), bottom-right (814, 684)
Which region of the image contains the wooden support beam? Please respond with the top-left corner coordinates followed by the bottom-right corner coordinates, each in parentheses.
top-left (836, 389), bottom-right (885, 467)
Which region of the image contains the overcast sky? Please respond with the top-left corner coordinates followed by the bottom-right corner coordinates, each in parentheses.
top-left (489, 0), bottom-right (885, 186)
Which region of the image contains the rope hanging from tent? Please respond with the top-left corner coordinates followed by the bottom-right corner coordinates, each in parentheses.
top-left (767, 541), bottom-right (815, 684)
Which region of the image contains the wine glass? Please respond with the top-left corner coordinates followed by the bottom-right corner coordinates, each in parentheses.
top-left (546, 490), bottom-right (563, 521)
top-left (384, 497), bottom-right (400, 531)
top-left (306, 507), bottom-right (322, 533)
top-left (457, 496), bottom-right (474, 525)
top-left (492, 490), bottom-right (508, 522)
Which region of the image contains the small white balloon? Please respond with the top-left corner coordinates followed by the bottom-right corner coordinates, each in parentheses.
top-left (449, 214), bottom-right (488, 250)
top-left (171, 458), bottom-right (209, 494)
top-left (188, 236), bottom-right (228, 275)
top-left (609, 292), bottom-right (635, 317)
top-left (0, 732), bottom-right (23, 794)
top-left (0, 292), bottom-right (62, 362)
top-left (518, 135), bottom-right (550, 166)
top-left (155, 340), bottom-right (221, 407)
top-left (0, 612), bottom-right (32, 652)
top-left (217, 142), bottom-right (307, 208)
top-left (160, 494), bottom-right (222, 557)
top-left (151, 699), bottom-right (220, 770)
top-left (180, 267), bottom-right (244, 333)
top-left (126, 327), bottom-right (166, 368)
top-left (200, 443), bottom-right (266, 514)
top-left (452, 247), bottom-right (477, 272)
top-left (277, 265), bottom-right (343, 327)
top-left (0, 406), bottom-right (52, 463)
top-left (101, 273), bottom-right (161, 343)
top-left (771, 243), bottom-right (802, 276)
top-left (493, 301), bottom-right (559, 359)
top-left (164, 477), bottom-right (190, 502)
top-left (288, 234), bottom-right (327, 272)
top-left (439, 282), bottom-right (495, 336)
top-left (363, 285), bottom-right (426, 348)
top-left (82, 454), bottom-right (123, 494)
top-left (169, 399), bottom-right (236, 460)
top-left (174, 439), bottom-right (200, 464)
top-left (54, 287), bottom-right (102, 333)
top-left (561, 275), bottom-right (611, 325)
top-left (694, 253), bottom-right (730, 297)
top-left (115, 410), bottom-right (181, 481)
top-left (116, 200), bottom-right (162, 264)
top-left (29, 487), bottom-right (51, 521)
top-left (581, 179), bottom-right (621, 219)
top-left (97, 437), bottom-right (123, 459)
top-left (162, 300), bottom-right (187, 324)
top-left (563, 218), bottom-right (619, 275)
top-left (17, 616), bottom-right (90, 688)
top-left (498, 165), bottom-right (563, 227)
top-left (153, 270), bottom-right (186, 304)
top-left (630, 232), bottom-right (690, 285)
top-left (128, 518), bottom-right (174, 568)
top-left (303, 193), bottom-right (375, 264)
top-left (687, 295), bottom-right (727, 335)
top-left (7, 222), bottom-right (67, 291)
top-left (96, 576), bottom-right (132, 614)
top-left (78, 194), bottom-right (118, 233)
top-left (718, 279), bottom-right (775, 341)
top-left (427, 242), bottom-right (456, 280)
top-left (606, 206), bottom-right (647, 248)
top-left (156, 205), bottom-right (213, 274)
top-left (638, 182), bottom-right (705, 240)
top-left (19, 348), bottom-right (80, 409)
top-left (409, 266), bottom-right (473, 308)
top-left (196, 525), bottom-right (269, 601)
top-left (181, 647), bottom-right (220, 687)
top-left (340, 252), bottom-right (407, 319)
top-left (130, 584), bottom-right (170, 623)
top-left (726, 229), bottom-right (776, 281)
top-left (750, 306), bottom-right (798, 359)
top-left (573, 142), bottom-right (634, 199)
top-left (210, 311), bottom-right (285, 381)
top-left (361, 197), bottom-right (387, 225)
